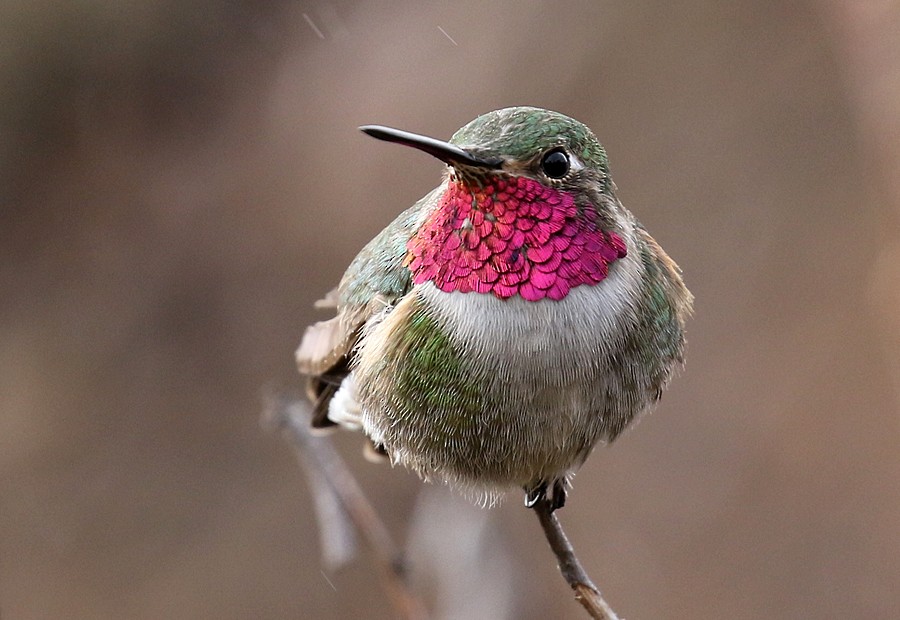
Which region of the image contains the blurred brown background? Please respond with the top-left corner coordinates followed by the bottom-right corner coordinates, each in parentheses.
top-left (3, 1), bottom-right (900, 618)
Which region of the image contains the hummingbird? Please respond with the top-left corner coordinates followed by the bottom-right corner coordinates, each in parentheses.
top-left (296, 107), bottom-right (692, 510)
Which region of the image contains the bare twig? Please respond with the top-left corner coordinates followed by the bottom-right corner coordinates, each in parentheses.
top-left (265, 393), bottom-right (619, 619)
top-left (263, 395), bottom-right (428, 620)
top-left (533, 499), bottom-right (621, 620)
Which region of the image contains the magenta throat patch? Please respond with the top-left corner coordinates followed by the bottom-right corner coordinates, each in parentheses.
top-left (406, 176), bottom-right (627, 302)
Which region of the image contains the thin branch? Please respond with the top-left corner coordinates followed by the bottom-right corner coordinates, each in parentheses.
top-left (265, 394), bottom-right (619, 619)
top-left (533, 499), bottom-right (621, 620)
top-left (263, 395), bottom-right (428, 620)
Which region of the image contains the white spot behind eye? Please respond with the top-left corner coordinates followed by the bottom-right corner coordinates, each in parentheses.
top-left (567, 150), bottom-right (585, 172)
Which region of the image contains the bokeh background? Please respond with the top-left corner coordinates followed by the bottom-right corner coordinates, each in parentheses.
top-left (3, 2), bottom-right (900, 618)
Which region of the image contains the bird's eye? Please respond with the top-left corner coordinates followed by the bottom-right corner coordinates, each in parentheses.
top-left (540, 148), bottom-right (570, 179)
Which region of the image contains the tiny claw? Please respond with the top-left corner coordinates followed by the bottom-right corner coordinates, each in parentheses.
top-left (524, 481), bottom-right (549, 509)
top-left (524, 480), bottom-right (567, 512)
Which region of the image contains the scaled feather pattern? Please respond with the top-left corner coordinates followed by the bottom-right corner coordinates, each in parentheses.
top-left (406, 176), bottom-right (627, 302)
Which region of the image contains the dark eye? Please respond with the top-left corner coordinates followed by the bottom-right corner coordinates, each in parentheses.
top-left (540, 148), bottom-right (570, 179)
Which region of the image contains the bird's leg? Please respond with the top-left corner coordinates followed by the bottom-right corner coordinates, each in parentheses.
top-left (549, 479), bottom-right (567, 511)
top-left (524, 479), bottom-right (567, 512)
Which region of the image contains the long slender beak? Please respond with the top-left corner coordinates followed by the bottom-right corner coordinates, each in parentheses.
top-left (359, 125), bottom-right (503, 169)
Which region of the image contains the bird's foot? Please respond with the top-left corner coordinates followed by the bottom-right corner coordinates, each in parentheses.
top-left (523, 479), bottom-right (567, 512)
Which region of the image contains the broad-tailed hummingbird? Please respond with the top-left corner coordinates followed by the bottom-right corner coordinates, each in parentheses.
top-left (297, 107), bottom-right (693, 510)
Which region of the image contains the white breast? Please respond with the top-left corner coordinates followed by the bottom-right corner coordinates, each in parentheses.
top-left (420, 220), bottom-right (644, 400)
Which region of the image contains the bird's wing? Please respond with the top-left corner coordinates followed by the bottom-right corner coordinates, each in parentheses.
top-left (295, 186), bottom-right (442, 426)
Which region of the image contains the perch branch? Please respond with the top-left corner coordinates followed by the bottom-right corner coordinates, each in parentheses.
top-left (533, 499), bottom-right (621, 620)
top-left (263, 395), bottom-right (428, 620)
